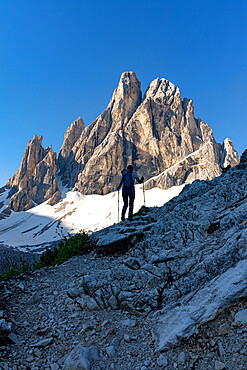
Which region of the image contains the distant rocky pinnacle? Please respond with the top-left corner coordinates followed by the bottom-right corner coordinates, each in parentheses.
top-left (6, 135), bottom-right (58, 211)
top-left (6, 72), bottom-right (239, 211)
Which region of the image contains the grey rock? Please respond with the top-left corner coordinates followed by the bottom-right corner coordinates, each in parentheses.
top-left (67, 288), bottom-right (81, 299)
top-left (234, 309), bottom-right (247, 326)
top-left (50, 364), bottom-right (59, 370)
top-left (157, 354), bottom-right (168, 367)
top-left (218, 342), bottom-right (225, 357)
top-left (86, 297), bottom-right (99, 311)
top-left (124, 334), bottom-right (131, 343)
top-left (33, 348), bottom-right (42, 357)
top-left (120, 319), bottom-right (137, 327)
top-left (17, 283), bottom-right (25, 291)
top-left (31, 338), bottom-right (53, 348)
top-left (62, 344), bottom-right (99, 370)
top-left (8, 333), bottom-right (20, 344)
top-left (26, 292), bottom-right (41, 305)
top-left (82, 275), bottom-right (98, 295)
top-left (26, 356), bottom-right (34, 362)
top-left (215, 360), bottom-right (226, 370)
top-left (108, 295), bottom-right (119, 309)
top-left (0, 319), bottom-right (12, 333)
top-left (218, 323), bottom-right (231, 336)
top-left (106, 345), bottom-right (116, 358)
top-left (76, 297), bottom-right (88, 310)
top-left (111, 338), bottom-right (120, 348)
top-left (144, 359), bottom-right (151, 366)
top-left (177, 351), bottom-right (186, 364)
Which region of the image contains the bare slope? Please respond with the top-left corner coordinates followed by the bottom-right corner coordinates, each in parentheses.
top-left (1, 163), bottom-right (246, 369)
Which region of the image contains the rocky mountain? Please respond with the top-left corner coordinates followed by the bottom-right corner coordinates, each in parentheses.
top-left (6, 135), bottom-right (58, 211)
top-left (5, 72), bottom-right (239, 211)
top-left (60, 72), bottom-right (239, 195)
top-left (1, 162), bottom-right (246, 369)
top-left (57, 117), bottom-right (85, 186)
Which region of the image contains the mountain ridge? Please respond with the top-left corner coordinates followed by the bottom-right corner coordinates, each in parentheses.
top-left (5, 72), bottom-right (239, 211)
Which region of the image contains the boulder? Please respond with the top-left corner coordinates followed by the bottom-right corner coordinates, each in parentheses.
top-left (62, 344), bottom-right (99, 370)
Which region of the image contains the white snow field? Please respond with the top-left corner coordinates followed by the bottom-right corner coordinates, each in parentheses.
top-left (0, 183), bottom-right (184, 252)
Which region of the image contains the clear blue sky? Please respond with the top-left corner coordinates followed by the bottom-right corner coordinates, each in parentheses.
top-left (0, 0), bottom-right (246, 186)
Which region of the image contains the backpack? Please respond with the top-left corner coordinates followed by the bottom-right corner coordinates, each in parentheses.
top-left (122, 169), bottom-right (134, 189)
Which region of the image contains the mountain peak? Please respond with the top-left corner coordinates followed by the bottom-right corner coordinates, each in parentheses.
top-left (58, 117), bottom-right (85, 175)
top-left (107, 71), bottom-right (142, 122)
top-left (7, 135), bottom-right (58, 211)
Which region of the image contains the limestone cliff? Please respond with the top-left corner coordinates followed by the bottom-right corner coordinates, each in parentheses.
top-left (57, 117), bottom-right (84, 185)
top-left (220, 138), bottom-right (239, 168)
top-left (59, 72), bottom-right (239, 194)
top-left (59, 72), bottom-right (142, 192)
top-left (7, 135), bottom-right (59, 211)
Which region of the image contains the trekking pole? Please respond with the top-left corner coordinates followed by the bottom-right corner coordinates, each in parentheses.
top-left (143, 180), bottom-right (146, 207)
top-left (117, 189), bottom-right (120, 222)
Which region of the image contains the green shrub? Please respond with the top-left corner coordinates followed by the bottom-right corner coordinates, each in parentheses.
top-left (35, 232), bottom-right (88, 269)
top-left (0, 268), bottom-right (20, 282)
top-left (0, 259), bottom-right (29, 282)
top-left (1, 233), bottom-right (89, 281)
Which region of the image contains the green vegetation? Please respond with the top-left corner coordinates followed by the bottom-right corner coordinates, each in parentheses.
top-left (34, 232), bottom-right (88, 269)
top-left (0, 233), bottom-right (89, 281)
top-left (0, 258), bottom-right (29, 282)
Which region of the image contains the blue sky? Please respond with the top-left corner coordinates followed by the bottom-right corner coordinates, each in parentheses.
top-left (0, 0), bottom-right (246, 186)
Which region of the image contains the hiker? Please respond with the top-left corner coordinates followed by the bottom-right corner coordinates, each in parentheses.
top-left (117, 165), bottom-right (144, 221)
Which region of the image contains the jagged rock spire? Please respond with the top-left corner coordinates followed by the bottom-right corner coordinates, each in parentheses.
top-left (58, 72), bottom-right (239, 195)
top-left (7, 135), bottom-right (58, 211)
top-left (58, 117), bottom-right (85, 176)
top-left (58, 72), bottom-right (142, 190)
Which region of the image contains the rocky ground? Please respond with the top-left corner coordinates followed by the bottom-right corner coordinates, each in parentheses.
top-left (1, 163), bottom-right (247, 369)
top-left (0, 253), bottom-right (246, 370)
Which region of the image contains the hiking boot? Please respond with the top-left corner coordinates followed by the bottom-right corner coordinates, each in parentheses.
top-left (121, 215), bottom-right (125, 221)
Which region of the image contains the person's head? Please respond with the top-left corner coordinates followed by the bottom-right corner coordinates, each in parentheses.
top-left (127, 165), bottom-right (133, 172)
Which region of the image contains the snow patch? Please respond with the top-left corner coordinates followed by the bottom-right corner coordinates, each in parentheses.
top-left (0, 184), bottom-right (184, 251)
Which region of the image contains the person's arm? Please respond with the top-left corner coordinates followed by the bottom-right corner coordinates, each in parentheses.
top-left (117, 178), bottom-right (123, 191)
top-left (136, 176), bottom-right (144, 184)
